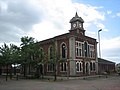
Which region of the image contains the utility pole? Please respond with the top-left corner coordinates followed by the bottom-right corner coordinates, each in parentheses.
top-left (98, 29), bottom-right (102, 58)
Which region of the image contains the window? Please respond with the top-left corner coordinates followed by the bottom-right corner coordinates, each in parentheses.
top-left (93, 62), bottom-right (96, 71)
top-left (76, 48), bottom-right (79, 56)
top-left (82, 44), bottom-right (84, 56)
top-left (76, 63), bottom-right (79, 71)
top-left (80, 63), bottom-right (82, 71)
top-left (84, 42), bottom-right (88, 57)
top-left (89, 45), bottom-right (95, 58)
top-left (90, 62), bottom-right (96, 71)
top-left (47, 46), bottom-right (54, 72)
top-left (90, 62), bottom-right (92, 71)
top-left (60, 62), bottom-right (67, 71)
top-left (49, 46), bottom-right (53, 59)
top-left (47, 63), bottom-right (54, 72)
top-left (61, 43), bottom-right (67, 58)
top-left (88, 45), bottom-right (90, 57)
top-left (40, 48), bottom-right (43, 59)
top-left (76, 61), bottom-right (82, 72)
top-left (76, 41), bottom-right (82, 57)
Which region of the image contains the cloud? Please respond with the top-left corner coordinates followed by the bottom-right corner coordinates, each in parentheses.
top-left (101, 36), bottom-right (120, 50)
top-left (26, 0), bottom-right (105, 41)
top-left (0, 0), bottom-right (119, 63)
top-left (102, 48), bottom-right (120, 63)
top-left (107, 10), bottom-right (112, 15)
top-left (0, 0), bottom-right (105, 43)
top-left (95, 22), bottom-right (108, 32)
top-left (28, 21), bottom-right (66, 41)
top-left (99, 36), bottom-right (120, 63)
top-left (111, 12), bottom-right (120, 18)
top-left (116, 12), bottom-right (120, 17)
top-left (0, 0), bottom-right (42, 43)
top-left (73, 3), bottom-right (105, 23)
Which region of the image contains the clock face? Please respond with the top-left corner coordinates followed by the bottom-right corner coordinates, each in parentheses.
top-left (79, 23), bottom-right (82, 27)
top-left (73, 23), bottom-right (76, 27)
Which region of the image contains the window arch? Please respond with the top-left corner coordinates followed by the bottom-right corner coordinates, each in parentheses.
top-left (39, 47), bottom-right (43, 59)
top-left (90, 61), bottom-right (96, 71)
top-left (60, 62), bottom-right (67, 71)
top-left (47, 46), bottom-right (54, 72)
top-left (90, 62), bottom-right (92, 71)
top-left (61, 43), bottom-right (67, 59)
top-left (48, 46), bottom-right (53, 60)
top-left (84, 42), bottom-right (88, 57)
top-left (76, 61), bottom-right (82, 72)
top-left (93, 62), bottom-right (96, 71)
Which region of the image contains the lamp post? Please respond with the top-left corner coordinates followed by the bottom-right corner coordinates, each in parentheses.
top-left (98, 29), bottom-right (102, 58)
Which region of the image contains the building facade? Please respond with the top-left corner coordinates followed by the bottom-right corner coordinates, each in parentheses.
top-left (98, 58), bottom-right (115, 74)
top-left (38, 13), bottom-right (97, 76)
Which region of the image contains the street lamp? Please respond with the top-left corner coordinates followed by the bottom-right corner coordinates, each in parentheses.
top-left (98, 29), bottom-right (102, 58)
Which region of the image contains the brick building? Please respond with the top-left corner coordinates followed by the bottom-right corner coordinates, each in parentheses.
top-left (98, 58), bottom-right (115, 74)
top-left (38, 12), bottom-right (97, 76)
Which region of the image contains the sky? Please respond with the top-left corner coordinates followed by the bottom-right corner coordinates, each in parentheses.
top-left (0, 0), bottom-right (120, 63)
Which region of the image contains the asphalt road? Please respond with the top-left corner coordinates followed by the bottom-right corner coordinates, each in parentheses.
top-left (0, 75), bottom-right (120, 90)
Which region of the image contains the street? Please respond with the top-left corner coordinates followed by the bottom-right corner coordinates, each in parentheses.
top-left (0, 75), bottom-right (120, 90)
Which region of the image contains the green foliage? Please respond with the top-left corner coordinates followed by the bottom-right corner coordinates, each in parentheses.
top-left (20, 36), bottom-right (47, 76)
top-left (0, 43), bottom-right (20, 65)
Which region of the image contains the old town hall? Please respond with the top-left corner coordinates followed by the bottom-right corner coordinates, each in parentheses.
top-left (38, 12), bottom-right (97, 76)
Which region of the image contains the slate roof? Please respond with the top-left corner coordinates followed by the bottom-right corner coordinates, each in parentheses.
top-left (70, 12), bottom-right (84, 23)
top-left (98, 58), bottom-right (115, 64)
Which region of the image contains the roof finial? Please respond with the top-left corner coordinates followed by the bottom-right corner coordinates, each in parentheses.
top-left (75, 12), bottom-right (79, 17)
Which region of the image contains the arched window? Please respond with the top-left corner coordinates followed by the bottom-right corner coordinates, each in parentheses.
top-left (60, 62), bottom-right (67, 71)
top-left (93, 62), bottom-right (96, 71)
top-left (90, 62), bottom-right (92, 71)
top-left (40, 48), bottom-right (43, 59)
top-left (76, 61), bottom-right (82, 72)
top-left (90, 62), bottom-right (96, 71)
top-left (61, 43), bottom-right (67, 58)
top-left (47, 46), bottom-right (54, 72)
top-left (49, 46), bottom-right (53, 59)
top-left (84, 42), bottom-right (88, 57)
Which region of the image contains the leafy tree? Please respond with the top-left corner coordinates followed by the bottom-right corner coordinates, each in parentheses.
top-left (0, 55), bottom-right (4, 75)
top-left (0, 43), bottom-right (12, 80)
top-left (20, 36), bottom-right (35, 76)
top-left (20, 36), bottom-right (46, 78)
top-left (0, 43), bottom-right (20, 80)
top-left (47, 40), bottom-right (59, 81)
top-left (10, 44), bottom-right (21, 75)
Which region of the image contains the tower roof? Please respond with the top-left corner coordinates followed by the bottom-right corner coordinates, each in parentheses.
top-left (70, 12), bottom-right (84, 23)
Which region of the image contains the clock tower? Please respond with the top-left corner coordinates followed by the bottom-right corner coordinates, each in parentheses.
top-left (69, 12), bottom-right (85, 35)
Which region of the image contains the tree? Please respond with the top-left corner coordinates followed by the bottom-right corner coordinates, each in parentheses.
top-left (0, 43), bottom-right (13, 80)
top-left (47, 39), bottom-right (59, 81)
top-left (20, 36), bottom-right (35, 76)
top-left (20, 36), bottom-right (46, 78)
top-left (33, 43), bottom-right (47, 78)
top-left (0, 55), bottom-right (4, 75)
top-left (10, 44), bottom-right (21, 75)
top-left (0, 43), bottom-right (21, 80)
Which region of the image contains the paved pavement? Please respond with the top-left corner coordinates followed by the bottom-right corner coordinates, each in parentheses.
top-left (0, 75), bottom-right (120, 90)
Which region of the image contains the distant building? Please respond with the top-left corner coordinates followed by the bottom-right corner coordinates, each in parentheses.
top-left (98, 58), bottom-right (115, 74)
top-left (37, 12), bottom-right (98, 76)
top-left (116, 63), bottom-right (120, 74)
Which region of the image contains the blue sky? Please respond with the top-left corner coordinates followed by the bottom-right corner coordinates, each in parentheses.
top-left (0, 0), bottom-right (120, 63)
top-left (74, 0), bottom-right (120, 63)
